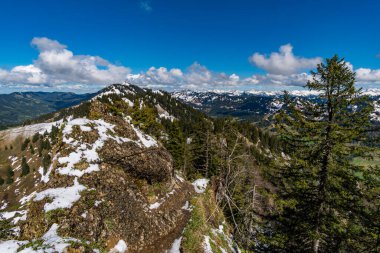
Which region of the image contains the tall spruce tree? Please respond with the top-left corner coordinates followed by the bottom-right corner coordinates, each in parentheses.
top-left (272, 55), bottom-right (377, 252)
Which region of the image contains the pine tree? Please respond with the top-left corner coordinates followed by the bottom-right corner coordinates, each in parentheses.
top-left (42, 154), bottom-right (51, 174)
top-left (32, 133), bottom-right (40, 143)
top-left (21, 138), bottom-right (30, 151)
top-left (164, 121), bottom-right (185, 170)
top-left (21, 157), bottom-right (30, 176)
top-left (6, 166), bottom-right (14, 184)
top-left (30, 144), bottom-right (35, 154)
top-left (272, 55), bottom-right (377, 252)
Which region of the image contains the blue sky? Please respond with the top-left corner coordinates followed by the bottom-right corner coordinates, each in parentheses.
top-left (0, 0), bottom-right (380, 93)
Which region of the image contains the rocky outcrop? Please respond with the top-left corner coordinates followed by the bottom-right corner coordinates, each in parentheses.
top-left (100, 141), bottom-right (173, 183)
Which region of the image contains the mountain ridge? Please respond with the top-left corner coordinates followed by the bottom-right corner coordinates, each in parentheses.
top-left (0, 83), bottom-right (276, 252)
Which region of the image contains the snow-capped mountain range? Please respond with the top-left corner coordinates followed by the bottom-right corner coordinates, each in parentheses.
top-left (172, 88), bottom-right (380, 123)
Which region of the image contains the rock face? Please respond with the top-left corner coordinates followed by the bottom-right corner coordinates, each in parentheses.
top-left (0, 84), bottom-right (194, 252)
top-left (101, 141), bottom-right (173, 183)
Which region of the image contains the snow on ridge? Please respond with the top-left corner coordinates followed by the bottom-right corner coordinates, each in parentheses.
top-left (0, 121), bottom-right (62, 143)
top-left (59, 118), bottom-right (135, 178)
top-left (173, 88), bottom-right (380, 99)
top-left (122, 97), bottom-right (134, 107)
top-left (156, 104), bottom-right (176, 122)
top-left (92, 83), bottom-right (136, 101)
top-left (33, 178), bottom-right (86, 212)
top-left (0, 223), bottom-right (82, 253)
top-left (153, 89), bottom-right (164, 95)
top-left (125, 116), bottom-right (158, 148)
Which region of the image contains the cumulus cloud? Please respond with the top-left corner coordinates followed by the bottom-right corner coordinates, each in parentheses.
top-left (1, 38), bottom-right (379, 92)
top-left (243, 72), bottom-right (311, 87)
top-left (0, 37), bottom-right (131, 88)
top-left (126, 62), bottom-right (242, 90)
top-left (249, 44), bottom-right (322, 75)
top-left (356, 68), bottom-right (380, 83)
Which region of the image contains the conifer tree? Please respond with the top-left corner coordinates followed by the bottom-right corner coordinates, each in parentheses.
top-left (42, 154), bottom-right (51, 174)
top-left (272, 55), bottom-right (377, 252)
top-left (21, 157), bottom-right (30, 176)
top-left (6, 166), bottom-right (14, 184)
top-left (29, 144), bottom-right (34, 154)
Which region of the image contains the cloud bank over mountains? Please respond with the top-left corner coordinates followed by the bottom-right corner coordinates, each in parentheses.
top-left (0, 37), bottom-right (379, 92)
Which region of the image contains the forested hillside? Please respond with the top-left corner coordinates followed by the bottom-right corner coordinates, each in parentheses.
top-left (0, 92), bottom-right (95, 128)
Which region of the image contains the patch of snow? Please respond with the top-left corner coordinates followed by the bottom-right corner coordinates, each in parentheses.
top-left (0, 211), bottom-right (18, 220)
top-left (110, 240), bottom-right (128, 253)
top-left (149, 202), bottom-right (162, 209)
top-left (181, 201), bottom-right (192, 211)
top-left (165, 237), bottom-right (182, 253)
top-left (33, 178), bottom-right (86, 212)
top-left (153, 90), bottom-right (164, 95)
top-left (0, 224), bottom-right (82, 253)
top-left (93, 86), bottom-right (122, 100)
top-left (0, 240), bottom-right (27, 253)
top-left (156, 104), bottom-right (176, 122)
top-left (122, 97), bottom-right (134, 107)
top-left (203, 236), bottom-right (213, 253)
top-left (125, 116), bottom-right (158, 148)
top-left (59, 118), bottom-right (135, 178)
top-left (94, 200), bottom-right (103, 207)
top-left (39, 154), bottom-right (59, 183)
top-left (10, 156), bottom-right (18, 166)
top-left (19, 191), bottom-right (36, 205)
top-left (175, 174), bottom-right (185, 182)
top-left (149, 190), bottom-right (175, 210)
top-left (0, 210), bottom-right (27, 224)
top-left (1, 202), bottom-right (8, 210)
top-left (40, 224), bottom-right (77, 252)
top-left (192, 178), bottom-right (209, 193)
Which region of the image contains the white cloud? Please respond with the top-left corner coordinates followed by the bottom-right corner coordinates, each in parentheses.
top-left (249, 44), bottom-right (322, 75)
top-left (1, 38), bottom-right (379, 92)
top-left (126, 62), bottom-right (243, 90)
top-left (0, 37), bottom-right (131, 88)
top-left (242, 72), bottom-right (311, 87)
top-left (356, 68), bottom-right (380, 83)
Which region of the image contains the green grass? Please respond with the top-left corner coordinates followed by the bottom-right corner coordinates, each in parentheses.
top-left (352, 150), bottom-right (380, 167)
top-left (182, 188), bottom-right (231, 253)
